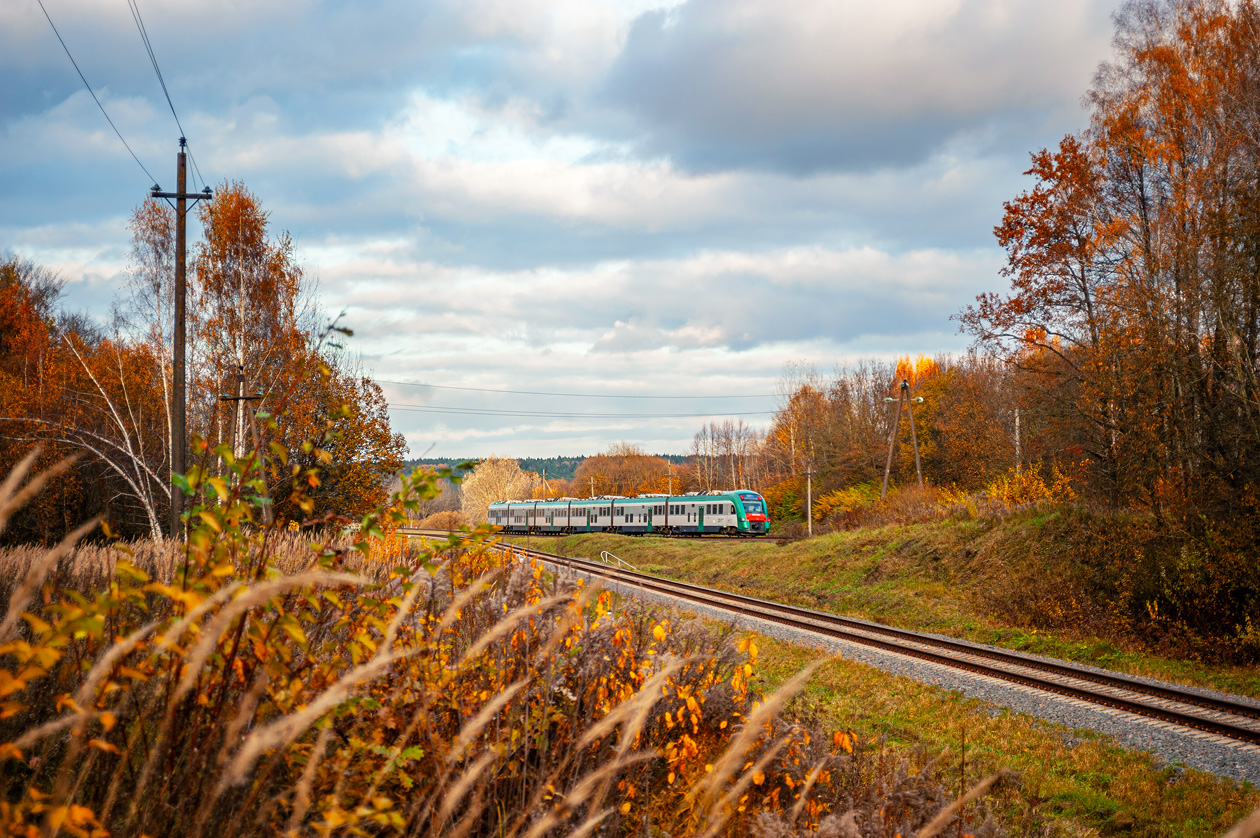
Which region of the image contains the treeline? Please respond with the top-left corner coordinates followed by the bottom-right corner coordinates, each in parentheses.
top-left (405, 454), bottom-right (690, 483)
top-left (679, 356), bottom-right (1019, 521)
top-left (0, 183), bottom-right (405, 544)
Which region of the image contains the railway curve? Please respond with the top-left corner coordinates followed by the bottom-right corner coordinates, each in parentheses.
top-left (401, 528), bottom-right (1260, 753)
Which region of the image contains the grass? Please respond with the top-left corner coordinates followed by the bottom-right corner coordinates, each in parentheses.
top-left (508, 520), bottom-right (1260, 700)
top-left (751, 634), bottom-right (1260, 838)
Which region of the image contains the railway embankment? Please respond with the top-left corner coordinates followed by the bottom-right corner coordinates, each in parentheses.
top-left (513, 540), bottom-right (1260, 836)
top-left (509, 506), bottom-right (1260, 703)
top-left (498, 527), bottom-right (1260, 835)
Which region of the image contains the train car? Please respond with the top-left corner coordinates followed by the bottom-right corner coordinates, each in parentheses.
top-left (488, 489), bottom-right (770, 537)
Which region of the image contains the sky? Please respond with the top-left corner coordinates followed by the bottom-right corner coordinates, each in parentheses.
top-left (1, 0), bottom-right (1123, 458)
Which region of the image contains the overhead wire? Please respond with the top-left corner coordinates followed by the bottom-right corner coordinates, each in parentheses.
top-left (125, 0), bottom-right (180, 133)
top-left (34, 0), bottom-right (158, 185)
top-left (185, 146), bottom-right (207, 191)
top-left (388, 403), bottom-right (775, 419)
top-left (124, 0), bottom-right (207, 192)
top-left (376, 379), bottom-right (777, 400)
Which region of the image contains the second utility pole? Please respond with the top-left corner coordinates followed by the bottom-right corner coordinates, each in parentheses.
top-left (880, 378), bottom-right (925, 501)
top-left (151, 137), bottom-right (211, 538)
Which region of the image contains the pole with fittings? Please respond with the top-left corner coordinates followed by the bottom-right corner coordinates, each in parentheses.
top-left (880, 379), bottom-right (925, 501)
top-left (150, 138), bottom-right (212, 538)
top-left (218, 365), bottom-right (273, 525)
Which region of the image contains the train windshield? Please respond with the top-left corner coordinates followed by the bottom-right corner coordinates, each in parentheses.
top-left (741, 498), bottom-right (765, 515)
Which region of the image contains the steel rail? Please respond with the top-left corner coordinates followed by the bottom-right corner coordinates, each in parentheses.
top-left (471, 537), bottom-right (1260, 745)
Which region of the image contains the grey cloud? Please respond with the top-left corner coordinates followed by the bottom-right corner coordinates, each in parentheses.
top-left (602, 0), bottom-right (1114, 174)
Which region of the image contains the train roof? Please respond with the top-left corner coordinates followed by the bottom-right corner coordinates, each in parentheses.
top-left (490, 489), bottom-right (763, 506)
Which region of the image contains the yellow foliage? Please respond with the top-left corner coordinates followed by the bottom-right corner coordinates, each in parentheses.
top-left (811, 483), bottom-right (879, 522)
top-left (984, 463), bottom-right (1076, 510)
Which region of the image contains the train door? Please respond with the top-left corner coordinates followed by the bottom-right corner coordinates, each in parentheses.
top-left (698, 504), bottom-right (705, 533)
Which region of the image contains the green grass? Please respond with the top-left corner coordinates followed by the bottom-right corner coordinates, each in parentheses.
top-left (506, 521), bottom-right (1260, 700)
top-left (752, 635), bottom-right (1259, 838)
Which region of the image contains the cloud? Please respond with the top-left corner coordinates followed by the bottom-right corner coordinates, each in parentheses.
top-left (323, 243), bottom-right (997, 358)
top-left (1, 0), bottom-right (1125, 456)
top-left (603, 0), bottom-right (1114, 173)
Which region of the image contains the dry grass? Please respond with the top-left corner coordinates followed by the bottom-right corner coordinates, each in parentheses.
top-left (755, 636), bottom-right (1260, 838)
top-left (0, 451), bottom-right (1021, 837)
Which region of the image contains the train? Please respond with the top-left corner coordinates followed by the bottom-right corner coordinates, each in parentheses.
top-left (488, 490), bottom-right (771, 537)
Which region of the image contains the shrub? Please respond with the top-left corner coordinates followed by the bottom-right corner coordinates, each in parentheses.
top-left (982, 464), bottom-right (1074, 511)
top-left (812, 483), bottom-right (880, 524)
top-left (416, 509), bottom-right (466, 530)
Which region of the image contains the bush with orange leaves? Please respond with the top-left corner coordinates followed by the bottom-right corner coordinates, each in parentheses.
top-left (0, 440), bottom-right (1014, 837)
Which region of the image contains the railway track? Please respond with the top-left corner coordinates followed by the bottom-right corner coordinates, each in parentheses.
top-left (400, 529), bottom-right (1260, 748)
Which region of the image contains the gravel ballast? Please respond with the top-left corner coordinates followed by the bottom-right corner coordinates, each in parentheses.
top-left (547, 560), bottom-right (1260, 786)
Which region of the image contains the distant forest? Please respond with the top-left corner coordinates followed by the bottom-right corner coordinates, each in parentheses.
top-left (404, 454), bottom-right (690, 481)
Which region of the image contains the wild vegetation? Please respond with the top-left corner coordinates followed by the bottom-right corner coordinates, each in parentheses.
top-left (0, 438), bottom-right (1045, 837)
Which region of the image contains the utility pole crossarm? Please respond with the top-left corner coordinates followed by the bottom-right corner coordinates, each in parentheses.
top-left (150, 188), bottom-right (212, 201)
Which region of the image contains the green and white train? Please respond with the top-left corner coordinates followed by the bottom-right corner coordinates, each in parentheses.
top-left (488, 490), bottom-right (771, 537)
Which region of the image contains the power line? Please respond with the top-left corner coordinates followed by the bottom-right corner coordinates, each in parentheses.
top-left (35, 0), bottom-right (158, 184)
top-left (388, 403), bottom-right (776, 419)
top-left (185, 144), bottom-right (206, 192)
top-left (377, 379), bottom-right (777, 400)
top-left (125, 0), bottom-right (207, 192)
top-left (125, 0), bottom-right (181, 134)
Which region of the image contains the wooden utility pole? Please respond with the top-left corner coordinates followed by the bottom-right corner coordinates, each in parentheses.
top-left (880, 379), bottom-right (925, 501)
top-left (1014, 407), bottom-right (1021, 474)
top-left (218, 365), bottom-right (273, 524)
top-left (806, 468), bottom-right (813, 538)
top-left (151, 138), bottom-right (211, 538)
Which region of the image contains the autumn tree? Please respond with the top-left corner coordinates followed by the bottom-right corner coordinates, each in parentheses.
top-left (572, 442), bottom-right (671, 496)
top-left (0, 257), bottom-right (89, 542)
top-left (193, 181), bottom-right (311, 458)
top-left (460, 457), bottom-right (535, 523)
top-left (186, 181), bottom-right (402, 520)
top-left (964, 0), bottom-right (1260, 518)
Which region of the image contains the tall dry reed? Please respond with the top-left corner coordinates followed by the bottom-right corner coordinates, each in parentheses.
top-left (0, 447), bottom-right (1022, 837)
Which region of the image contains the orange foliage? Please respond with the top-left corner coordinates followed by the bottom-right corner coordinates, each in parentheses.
top-left (892, 354), bottom-right (939, 388)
